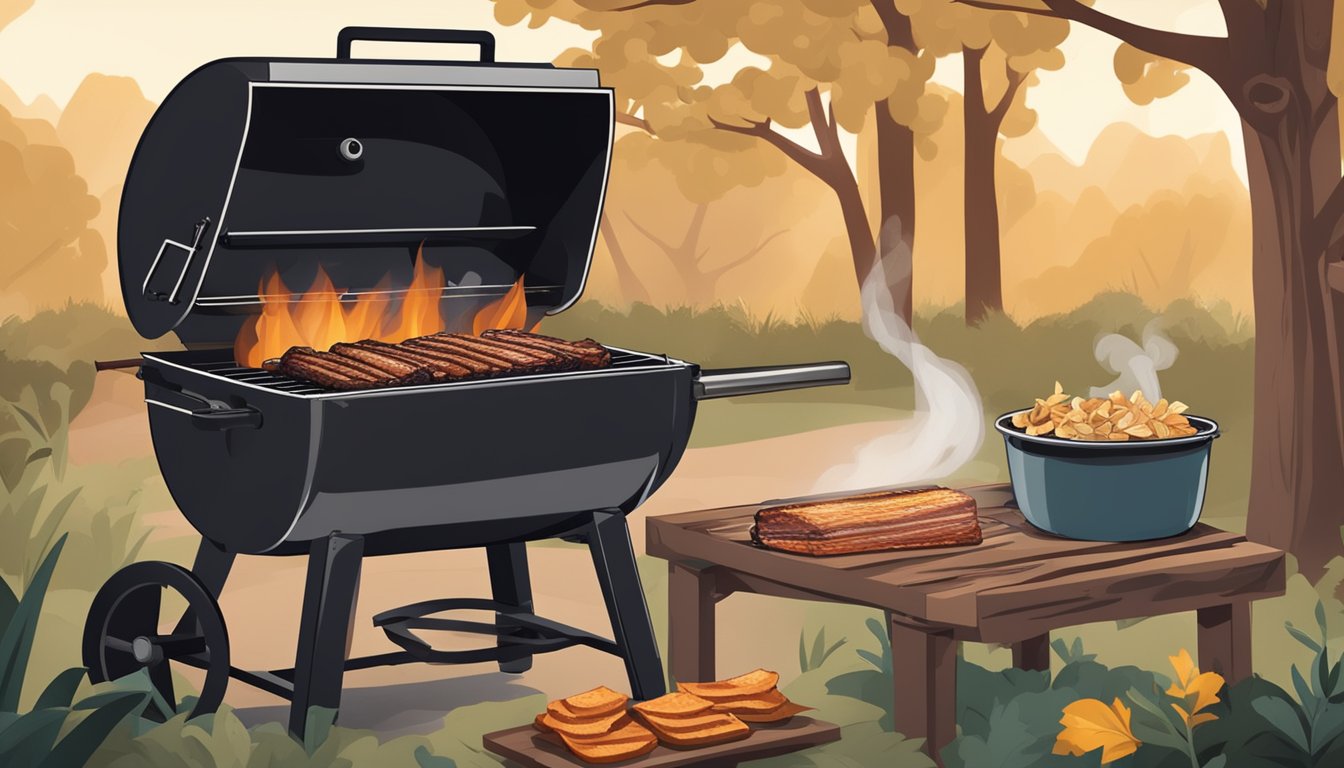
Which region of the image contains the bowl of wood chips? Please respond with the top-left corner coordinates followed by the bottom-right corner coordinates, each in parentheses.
top-left (994, 383), bottom-right (1219, 541)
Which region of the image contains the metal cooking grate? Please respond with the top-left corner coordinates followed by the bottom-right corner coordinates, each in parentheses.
top-left (166, 346), bottom-right (675, 397)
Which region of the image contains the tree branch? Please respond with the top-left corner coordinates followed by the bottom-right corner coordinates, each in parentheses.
top-left (990, 60), bottom-right (1028, 126)
top-left (707, 115), bottom-right (830, 179)
top-left (870, 0), bottom-right (915, 50)
top-left (705, 228), bottom-right (788, 277)
top-left (954, 0), bottom-right (1229, 80)
top-left (617, 111), bottom-right (653, 133)
top-left (623, 211), bottom-right (677, 255)
top-left (804, 88), bottom-right (840, 158)
top-left (607, 0), bottom-right (695, 10)
top-left (681, 203), bottom-right (710, 254)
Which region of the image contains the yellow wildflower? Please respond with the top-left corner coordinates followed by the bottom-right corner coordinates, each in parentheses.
top-left (1165, 648), bottom-right (1224, 728)
top-left (1053, 697), bottom-right (1141, 764)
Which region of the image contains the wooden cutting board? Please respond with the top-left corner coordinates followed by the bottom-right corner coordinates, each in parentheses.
top-left (482, 716), bottom-right (840, 768)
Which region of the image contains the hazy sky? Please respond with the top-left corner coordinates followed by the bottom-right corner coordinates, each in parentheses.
top-left (0, 0), bottom-right (1243, 173)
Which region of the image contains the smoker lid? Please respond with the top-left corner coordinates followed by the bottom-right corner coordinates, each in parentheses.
top-left (119, 27), bottom-right (613, 345)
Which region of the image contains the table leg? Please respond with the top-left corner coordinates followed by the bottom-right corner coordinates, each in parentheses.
top-left (1198, 602), bottom-right (1252, 681)
top-left (889, 614), bottom-right (956, 766)
top-left (1012, 633), bottom-right (1051, 672)
top-left (668, 562), bottom-right (717, 686)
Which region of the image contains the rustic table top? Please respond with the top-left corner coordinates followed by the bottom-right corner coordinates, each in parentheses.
top-left (482, 716), bottom-right (841, 768)
top-left (645, 484), bottom-right (1287, 643)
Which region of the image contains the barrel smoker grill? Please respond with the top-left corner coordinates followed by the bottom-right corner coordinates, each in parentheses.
top-left (83, 27), bottom-right (851, 736)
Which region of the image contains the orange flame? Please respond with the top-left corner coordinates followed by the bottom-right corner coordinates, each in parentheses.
top-left (473, 276), bottom-right (529, 336)
top-left (233, 253), bottom-right (535, 368)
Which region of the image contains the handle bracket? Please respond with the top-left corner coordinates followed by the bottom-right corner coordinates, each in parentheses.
top-left (140, 367), bottom-right (263, 431)
top-left (142, 217), bottom-right (212, 305)
top-left (337, 27), bottom-right (496, 62)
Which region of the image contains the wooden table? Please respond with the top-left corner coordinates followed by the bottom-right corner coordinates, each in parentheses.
top-left (646, 484), bottom-right (1286, 763)
top-left (483, 717), bottom-right (840, 768)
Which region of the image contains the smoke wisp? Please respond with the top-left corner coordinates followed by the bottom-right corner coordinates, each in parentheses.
top-left (816, 219), bottom-right (984, 490)
top-left (1089, 319), bottom-right (1177, 401)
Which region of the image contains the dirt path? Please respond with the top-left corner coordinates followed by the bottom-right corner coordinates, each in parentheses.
top-left (68, 373), bottom-right (900, 733)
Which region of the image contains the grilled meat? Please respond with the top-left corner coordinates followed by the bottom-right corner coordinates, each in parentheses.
top-left (329, 343), bottom-right (433, 382)
top-left (751, 487), bottom-right (982, 556)
top-left (264, 331), bottom-right (613, 391)
top-left (419, 333), bottom-right (552, 371)
top-left (484, 329), bottom-right (611, 367)
top-left (356, 341), bottom-right (473, 380)
top-left (275, 348), bottom-right (382, 390)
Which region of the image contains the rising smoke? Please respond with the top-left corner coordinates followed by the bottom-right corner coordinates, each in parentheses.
top-left (1088, 320), bottom-right (1178, 402)
top-left (816, 219), bottom-right (985, 490)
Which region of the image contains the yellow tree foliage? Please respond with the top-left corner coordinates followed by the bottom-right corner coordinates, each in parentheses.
top-left (1113, 43), bottom-right (1191, 106)
top-left (0, 104), bottom-right (107, 315)
top-left (491, 0), bottom-right (966, 322)
top-left (0, 0), bottom-right (31, 36)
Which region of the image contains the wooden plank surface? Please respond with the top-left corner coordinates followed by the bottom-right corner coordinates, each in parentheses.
top-left (646, 484), bottom-right (1288, 639)
top-left (483, 717), bottom-right (841, 768)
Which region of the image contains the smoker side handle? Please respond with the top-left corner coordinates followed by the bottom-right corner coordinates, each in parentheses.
top-left (337, 27), bottom-right (496, 62)
top-left (693, 362), bottom-right (850, 400)
top-left (140, 368), bottom-right (264, 431)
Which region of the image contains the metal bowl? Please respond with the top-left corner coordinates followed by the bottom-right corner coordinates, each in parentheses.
top-left (994, 412), bottom-right (1220, 541)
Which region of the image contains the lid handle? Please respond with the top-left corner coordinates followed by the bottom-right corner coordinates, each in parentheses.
top-left (337, 27), bottom-right (496, 63)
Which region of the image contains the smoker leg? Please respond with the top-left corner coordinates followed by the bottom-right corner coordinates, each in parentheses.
top-left (190, 540), bottom-right (235, 598)
top-left (586, 511), bottom-right (666, 700)
top-left (290, 533), bottom-right (364, 739)
top-left (487, 542), bottom-right (534, 673)
top-left (172, 540), bottom-right (235, 636)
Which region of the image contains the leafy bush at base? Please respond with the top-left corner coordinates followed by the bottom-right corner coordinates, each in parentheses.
top-left (777, 605), bottom-right (1344, 768)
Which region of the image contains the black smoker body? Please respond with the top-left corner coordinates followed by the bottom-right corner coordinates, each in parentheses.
top-left (82, 27), bottom-right (850, 737)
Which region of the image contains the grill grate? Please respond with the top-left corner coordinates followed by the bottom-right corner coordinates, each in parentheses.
top-left (153, 346), bottom-right (677, 398)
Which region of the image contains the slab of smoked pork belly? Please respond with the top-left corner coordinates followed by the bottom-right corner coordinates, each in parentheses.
top-left (401, 337), bottom-right (513, 376)
top-left (348, 342), bottom-right (450, 381)
top-left (483, 329), bottom-right (611, 367)
top-left (416, 333), bottom-right (557, 372)
top-left (328, 343), bottom-right (432, 383)
top-left (356, 341), bottom-right (476, 380)
top-left (750, 487), bottom-right (981, 556)
top-left (268, 348), bottom-right (386, 390)
top-left (464, 333), bottom-right (579, 370)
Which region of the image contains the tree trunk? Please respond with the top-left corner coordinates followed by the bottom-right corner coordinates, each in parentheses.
top-left (599, 216), bottom-right (650, 306)
top-left (875, 6), bottom-right (917, 323)
top-left (1243, 122), bottom-right (1344, 580)
top-left (1229, 0), bottom-right (1344, 580)
top-left (830, 169), bottom-right (879, 294)
top-left (962, 46), bottom-right (1004, 326)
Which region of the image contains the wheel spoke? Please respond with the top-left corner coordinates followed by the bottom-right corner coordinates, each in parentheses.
top-left (104, 636), bottom-right (135, 654)
top-left (84, 561), bottom-right (231, 722)
top-left (148, 662), bottom-right (177, 721)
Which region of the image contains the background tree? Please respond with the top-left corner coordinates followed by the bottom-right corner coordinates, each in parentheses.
top-left (623, 201), bottom-right (786, 305)
top-left (492, 0), bottom-right (954, 323)
top-left (956, 0), bottom-right (1344, 577)
top-left (956, 5), bottom-right (1067, 324)
top-left (0, 104), bottom-right (105, 315)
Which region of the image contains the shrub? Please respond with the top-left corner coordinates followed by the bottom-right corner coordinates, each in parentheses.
top-left (0, 535), bottom-right (152, 767)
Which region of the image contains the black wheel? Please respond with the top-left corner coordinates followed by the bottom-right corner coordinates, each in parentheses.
top-left (83, 561), bottom-right (230, 721)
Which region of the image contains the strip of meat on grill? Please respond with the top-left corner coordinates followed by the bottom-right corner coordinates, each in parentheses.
top-left (262, 331), bottom-right (613, 391)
